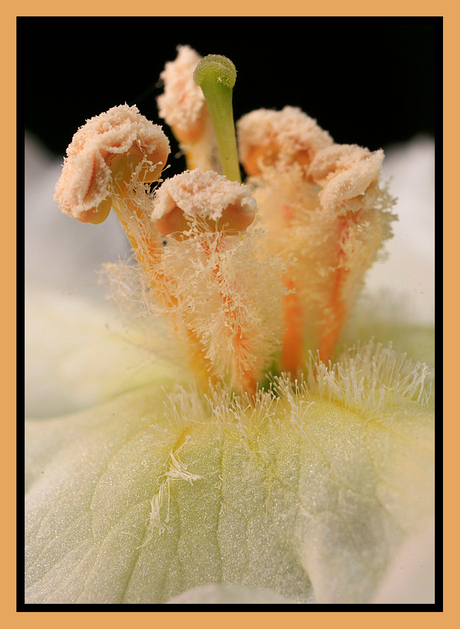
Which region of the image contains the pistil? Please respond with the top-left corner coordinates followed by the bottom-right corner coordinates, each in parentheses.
top-left (193, 54), bottom-right (241, 183)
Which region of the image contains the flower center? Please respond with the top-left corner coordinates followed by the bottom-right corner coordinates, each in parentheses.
top-left (54, 50), bottom-right (397, 398)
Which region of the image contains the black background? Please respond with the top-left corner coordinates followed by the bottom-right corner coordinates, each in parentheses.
top-left (19, 16), bottom-right (439, 175)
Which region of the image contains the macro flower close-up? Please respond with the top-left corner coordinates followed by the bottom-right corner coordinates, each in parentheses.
top-left (24, 22), bottom-right (436, 607)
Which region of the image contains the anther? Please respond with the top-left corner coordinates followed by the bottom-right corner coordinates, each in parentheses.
top-left (308, 144), bottom-right (384, 214)
top-left (237, 106), bottom-right (333, 176)
top-left (157, 46), bottom-right (220, 172)
top-left (54, 104), bottom-right (170, 226)
top-left (152, 169), bottom-right (257, 238)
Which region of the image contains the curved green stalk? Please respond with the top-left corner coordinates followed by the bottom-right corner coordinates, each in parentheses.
top-left (193, 54), bottom-right (241, 183)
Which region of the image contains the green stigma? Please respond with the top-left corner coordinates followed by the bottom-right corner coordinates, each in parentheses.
top-left (193, 54), bottom-right (241, 183)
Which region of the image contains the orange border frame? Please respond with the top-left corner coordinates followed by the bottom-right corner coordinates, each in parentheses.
top-left (7, 3), bottom-right (454, 628)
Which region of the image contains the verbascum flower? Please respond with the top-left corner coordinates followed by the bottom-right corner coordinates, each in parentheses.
top-left (25, 47), bottom-right (434, 605)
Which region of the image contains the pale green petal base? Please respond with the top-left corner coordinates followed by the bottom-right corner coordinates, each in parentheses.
top-left (26, 368), bottom-right (434, 604)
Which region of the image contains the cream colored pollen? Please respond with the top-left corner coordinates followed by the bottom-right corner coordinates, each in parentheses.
top-left (309, 144), bottom-right (384, 214)
top-left (54, 104), bottom-right (170, 222)
top-left (237, 106), bottom-right (333, 166)
top-left (157, 45), bottom-right (205, 131)
top-left (152, 169), bottom-right (257, 230)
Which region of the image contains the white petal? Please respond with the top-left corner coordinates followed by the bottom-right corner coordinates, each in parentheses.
top-left (372, 519), bottom-right (435, 603)
top-left (26, 283), bottom-right (184, 417)
top-left (26, 367), bottom-right (434, 604)
top-left (364, 137), bottom-right (434, 325)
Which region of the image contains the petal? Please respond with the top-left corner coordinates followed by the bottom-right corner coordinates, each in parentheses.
top-left (372, 520), bottom-right (434, 603)
top-left (26, 283), bottom-right (185, 418)
top-left (166, 584), bottom-right (300, 603)
top-left (364, 137), bottom-right (434, 326)
top-left (26, 350), bottom-right (434, 604)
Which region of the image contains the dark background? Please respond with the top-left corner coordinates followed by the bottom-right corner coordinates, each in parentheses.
top-left (19, 16), bottom-right (439, 175)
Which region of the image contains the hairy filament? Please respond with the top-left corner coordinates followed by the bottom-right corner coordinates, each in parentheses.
top-left (317, 216), bottom-right (353, 364)
top-left (238, 109), bottom-right (396, 366)
top-left (152, 169), bottom-right (282, 394)
top-left (280, 204), bottom-right (303, 376)
top-left (203, 234), bottom-right (258, 395)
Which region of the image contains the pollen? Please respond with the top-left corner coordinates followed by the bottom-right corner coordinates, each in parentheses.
top-left (152, 168), bottom-right (257, 237)
top-left (54, 104), bottom-right (170, 225)
top-left (308, 144), bottom-right (384, 215)
top-left (157, 45), bottom-right (206, 141)
top-left (157, 46), bottom-right (220, 172)
top-left (237, 106), bottom-right (333, 175)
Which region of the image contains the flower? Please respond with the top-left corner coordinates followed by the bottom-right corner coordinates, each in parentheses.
top-left (25, 47), bottom-right (434, 605)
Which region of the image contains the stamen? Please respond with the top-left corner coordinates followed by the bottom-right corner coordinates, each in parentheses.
top-left (54, 104), bottom-right (170, 228)
top-left (157, 46), bottom-right (220, 172)
top-left (193, 55), bottom-right (241, 183)
top-left (309, 144), bottom-right (387, 363)
top-left (53, 104), bottom-right (180, 334)
top-left (240, 112), bottom-right (395, 371)
top-left (152, 169), bottom-right (280, 395)
top-left (237, 107), bottom-right (334, 374)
